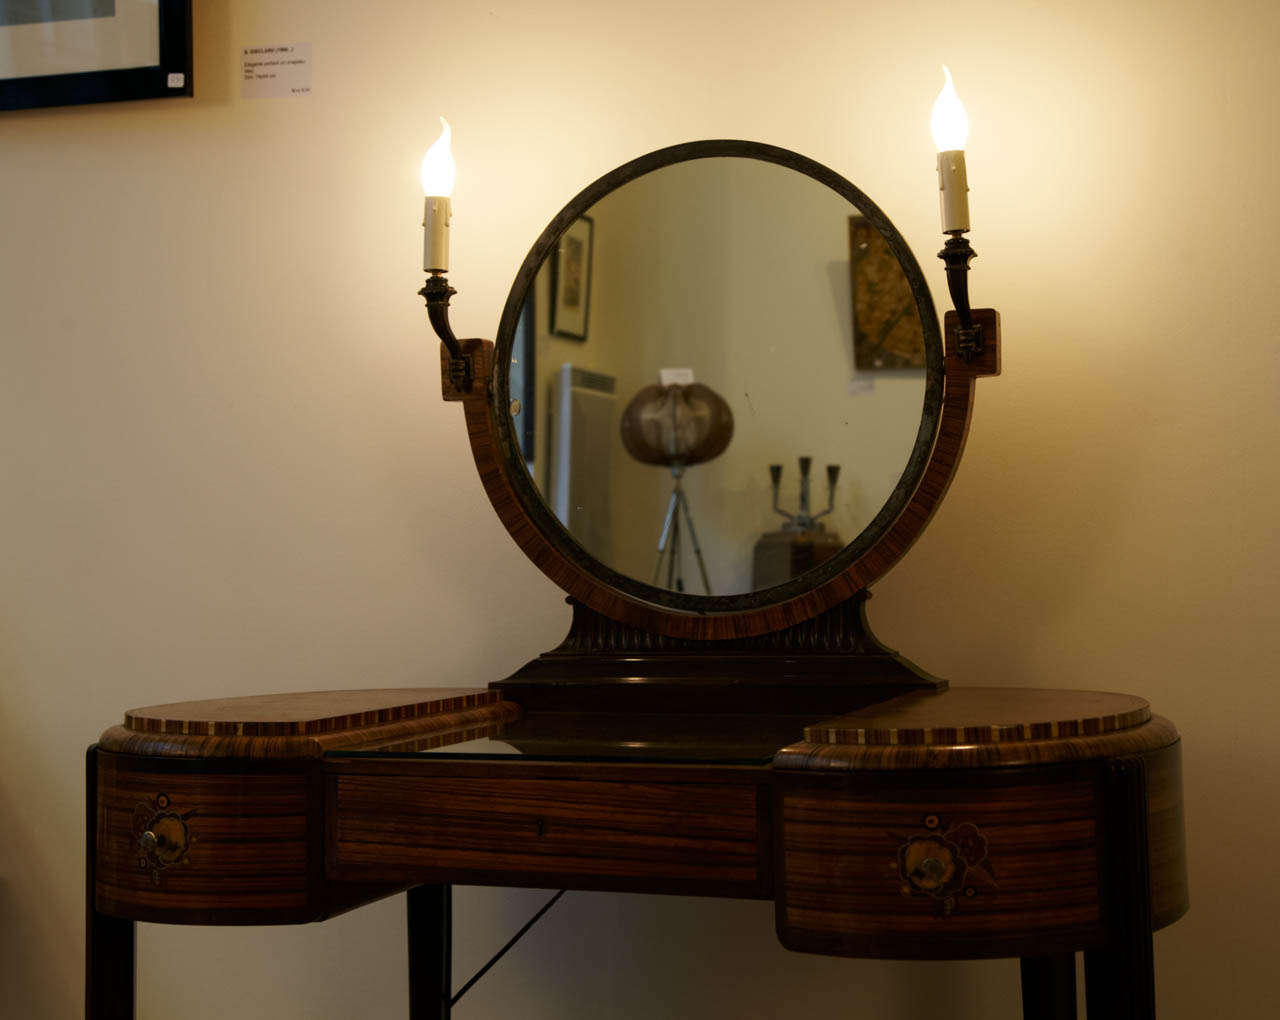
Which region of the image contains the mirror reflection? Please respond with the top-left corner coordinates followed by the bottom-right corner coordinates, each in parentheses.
top-left (509, 157), bottom-right (927, 596)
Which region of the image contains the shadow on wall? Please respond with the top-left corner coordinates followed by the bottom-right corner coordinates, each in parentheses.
top-left (473, 891), bottom-right (1016, 1018)
top-left (0, 816), bottom-right (80, 1017)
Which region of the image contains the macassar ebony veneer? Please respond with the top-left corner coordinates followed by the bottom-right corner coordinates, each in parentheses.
top-left (773, 689), bottom-right (1186, 964)
top-left (92, 689), bottom-right (518, 926)
top-left (89, 684), bottom-right (1185, 1019)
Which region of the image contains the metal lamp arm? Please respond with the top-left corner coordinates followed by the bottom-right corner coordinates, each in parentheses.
top-left (420, 273), bottom-right (473, 392)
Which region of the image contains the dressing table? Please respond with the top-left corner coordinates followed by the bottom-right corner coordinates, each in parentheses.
top-left (87, 141), bottom-right (1186, 1019)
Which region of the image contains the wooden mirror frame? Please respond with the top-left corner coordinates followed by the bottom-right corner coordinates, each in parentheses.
top-left (443, 141), bottom-right (1000, 640)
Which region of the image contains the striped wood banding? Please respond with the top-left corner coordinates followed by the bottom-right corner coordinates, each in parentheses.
top-left (453, 311), bottom-right (1000, 640)
top-left (124, 688), bottom-right (502, 736)
top-left (775, 718), bottom-right (1178, 772)
top-left (779, 776), bottom-right (1104, 957)
top-left (96, 760), bottom-right (313, 922)
top-left (1144, 741), bottom-right (1189, 927)
top-left (327, 760), bottom-right (769, 897)
top-left (775, 688), bottom-right (1177, 771)
top-left (102, 690), bottom-right (520, 759)
top-left (775, 741), bottom-right (1187, 960)
top-left (805, 689), bottom-right (1151, 747)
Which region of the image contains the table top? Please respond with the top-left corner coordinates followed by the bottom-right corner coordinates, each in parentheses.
top-left (122, 688), bottom-right (502, 736)
top-left (103, 685), bottom-right (1168, 766)
top-left (328, 711), bottom-right (819, 764)
top-left (805, 688), bottom-right (1150, 746)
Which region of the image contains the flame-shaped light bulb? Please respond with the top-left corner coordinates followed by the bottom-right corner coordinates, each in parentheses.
top-left (930, 66), bottom-right (969, 152)
top-left (931, 67), bottom-right (970, 234)
top-left (420, 117), bottom-right (456, 197)
top-left (421, 117), bottom-right (455, 272)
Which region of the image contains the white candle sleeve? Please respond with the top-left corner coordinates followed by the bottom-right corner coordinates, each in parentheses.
top-left (423, 196), bottom-right (452, 273)
top-left (936, 150), bottom-right (970, 234)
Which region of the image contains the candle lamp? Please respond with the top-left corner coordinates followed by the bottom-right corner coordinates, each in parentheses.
top-left (418, 117), bottom-right (472, 391)
top-left (422, 88), bottom-right (996, 388)
top-left (932, 66), bottom-right (985, 363)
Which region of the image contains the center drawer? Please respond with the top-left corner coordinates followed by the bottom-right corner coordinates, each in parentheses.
top-left (325, 760), bottom-right (769, 897)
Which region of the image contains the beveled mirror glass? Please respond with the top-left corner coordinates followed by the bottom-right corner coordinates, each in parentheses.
top-left (495, 142), bottom-right (943, 613)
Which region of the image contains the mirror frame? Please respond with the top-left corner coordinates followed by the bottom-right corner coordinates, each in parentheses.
top-left (472, 140), bottom-right (956, 639)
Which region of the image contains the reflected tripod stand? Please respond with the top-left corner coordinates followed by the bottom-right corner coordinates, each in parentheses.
top-left (651, 464), bottom-right (712, 594)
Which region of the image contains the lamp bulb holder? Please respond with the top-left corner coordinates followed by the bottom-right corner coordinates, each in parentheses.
top-left (937, 235), bottom-right (985, 363)
top-left (419, 273), bottom-right (472, 391)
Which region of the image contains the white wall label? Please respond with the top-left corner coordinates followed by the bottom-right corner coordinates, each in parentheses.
top-left (242, 43), bottom-right (312, 99)
top-left (659, 368), bottom-right (694, 386)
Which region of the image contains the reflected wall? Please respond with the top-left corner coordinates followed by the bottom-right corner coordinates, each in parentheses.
top-left (516, 157), bottom-right (926, 595)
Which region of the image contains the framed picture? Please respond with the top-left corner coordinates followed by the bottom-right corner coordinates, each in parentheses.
top-left (1, 0), bottom-right (193, 112)
top-left (550, 215), bottom-right (593, 341)
top-left (849, 215), bottom-right (926, 370)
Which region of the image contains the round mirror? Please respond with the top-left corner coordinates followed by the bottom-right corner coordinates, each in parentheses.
top-left (494, 141), bottom-right (942, 616)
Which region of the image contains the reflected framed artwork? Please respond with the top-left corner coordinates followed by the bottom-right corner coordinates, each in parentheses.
top-left (550, 215), bottom-right (593, 341)
top-left (0, 0), bottom-right (192, 111)
top-left (849, 215), bottom-right (926, 370)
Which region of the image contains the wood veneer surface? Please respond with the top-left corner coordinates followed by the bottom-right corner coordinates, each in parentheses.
top-left (328, 760), bottom-right (769, 897)
top-left (774, 741), bottom-right (1187, 959)
top-left (806, 688), bottom-right (1151, 746)
top-left (96, 759), bottom-right (313, 922)
top-left (777, 688), bottom-right (1178, 770)
top-left (101, 690), bottom-right (520, 759)
top-left (778, 774), bottom-right (1104, 958)
top-left (124, 688), bottom-right (500, 736)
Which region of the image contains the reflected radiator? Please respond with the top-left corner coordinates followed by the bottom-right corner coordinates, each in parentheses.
top-left (549, 364), bottom-right (616, 563)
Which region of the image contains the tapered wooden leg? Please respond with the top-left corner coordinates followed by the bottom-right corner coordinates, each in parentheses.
top-left (86, 746), bottom-right (136, 1020)
top-left (408, 884), bottom-right (451, 1020)
top-left (1085, 756), bottom-right (1156, 1020)
top-left (1085, 942), bottom-right (1155, 1020)
top-left (1021, 954), bottom-right (1077, 1020)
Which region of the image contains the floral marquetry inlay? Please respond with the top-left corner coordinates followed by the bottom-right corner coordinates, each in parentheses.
top-left (893, 813), bottom-right (997, 917)
top-left (132, 793), bottom-right (198, 885)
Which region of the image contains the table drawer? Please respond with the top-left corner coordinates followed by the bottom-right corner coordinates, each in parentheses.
top-left (95, 752), bottom-right (314, 923)
top-left (327, 765), bottom-right (766, 895)
top-left (777, 771), bottom-right (1106, 958)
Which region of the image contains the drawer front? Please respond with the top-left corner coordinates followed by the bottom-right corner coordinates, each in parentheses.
top-left (95, 753), bottom-right (314, 923)
top-left (777, 774), bottom-right (1104, 958)
top-left (329, 770), bottom-right (765, 894)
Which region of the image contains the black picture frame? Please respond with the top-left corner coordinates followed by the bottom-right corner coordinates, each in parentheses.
top-left (549, 214), bottom-right (593, 341)
top-left (0, 0), bottom-right (193, 112)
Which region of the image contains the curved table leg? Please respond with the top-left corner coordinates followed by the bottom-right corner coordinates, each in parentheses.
top-left (408, 884), bottom-right (452, 1019)
top-left (1021, 954), bottom-right (1077, 1019)
top-left (1084, 755), bottom-right (1157, 1020)
top-left (86, 746), bottom-right (136, 1020)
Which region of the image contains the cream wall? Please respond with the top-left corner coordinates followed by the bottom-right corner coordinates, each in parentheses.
top-left (1, 1), bottom-right (1276, 1017)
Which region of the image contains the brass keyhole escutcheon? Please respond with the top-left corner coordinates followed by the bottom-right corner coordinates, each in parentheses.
top-left (919, 857), bottom-right (946, 880)
top-left (134, 793), bottom-right (198, 884)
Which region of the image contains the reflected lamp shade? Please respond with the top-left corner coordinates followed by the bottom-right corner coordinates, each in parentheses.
top-left (620, 383), bottom-right (734, 467)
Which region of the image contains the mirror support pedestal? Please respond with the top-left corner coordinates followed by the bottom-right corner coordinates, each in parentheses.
top-left (493, 592), bottom-right (944, 716)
